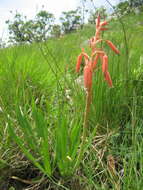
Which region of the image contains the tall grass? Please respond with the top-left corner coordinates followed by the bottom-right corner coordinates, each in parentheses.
top-left (0, 13), bottom-right (143, 189)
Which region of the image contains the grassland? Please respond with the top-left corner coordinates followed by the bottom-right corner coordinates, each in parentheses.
top-left (0, 13), bottom-right (143, 189)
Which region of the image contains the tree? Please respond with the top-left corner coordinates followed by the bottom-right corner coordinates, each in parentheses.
top-left (60, 10), bottom-right (82, 33)
top-left (35, 10), bottom-right (55, 41)
top-left (6, 13), bottom-right (28, 43)
top-left (0, 38), bottom-right (6, 48)
top-left (115, 1), bottom-right (130, 15)
top-left (6, 10), bottom-right (55, 44)
top-left (129, 0), bottom-right (143, 7)
top-left (50, 24), bottom-right (61, 38)
top-left (115, 0), bottom-right (143, 15)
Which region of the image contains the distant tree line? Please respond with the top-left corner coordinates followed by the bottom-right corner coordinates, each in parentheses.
top-left (3, 0), bottom-right (143, 45)
top-left (115, 0), bottom-right (143, 15)
top-left (5, 1), bottom-right (109, 45)
top-left (5, 9), bottom-right (82, 44)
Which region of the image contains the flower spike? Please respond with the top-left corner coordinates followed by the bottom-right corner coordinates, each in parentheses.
top-left (74, 15), bottom-right (119, 171)
top-left (76, 15), bottom-right (119, 90)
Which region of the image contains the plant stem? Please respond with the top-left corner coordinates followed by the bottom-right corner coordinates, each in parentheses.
top-left (74, 88), bottom-right (92, 171)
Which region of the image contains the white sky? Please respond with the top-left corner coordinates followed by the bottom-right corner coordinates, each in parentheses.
top-left (0, 0), bottom-right (118, 41)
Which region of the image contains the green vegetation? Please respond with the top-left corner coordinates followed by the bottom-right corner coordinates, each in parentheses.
top-left (0, 12), bottom-right (143, 189)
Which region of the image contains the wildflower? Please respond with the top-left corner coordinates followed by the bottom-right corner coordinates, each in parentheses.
top-left (76, 15), bottom-right (119, 90)
top-left (84, 64), bottom-right (92, 91)
top-left (74, 15), bottom-right (119, 171)
top-left (102, 55), bottom-right (108, 73)
top-left (76, 49), bottom-right (89, 73)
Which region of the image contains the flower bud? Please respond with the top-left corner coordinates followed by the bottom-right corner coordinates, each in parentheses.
top-left (102, 55), bottom-right (108, 73)
top-left (84, 65), bottom-right (92, 90)
top-left (106, 40), bottom-right (120, 54)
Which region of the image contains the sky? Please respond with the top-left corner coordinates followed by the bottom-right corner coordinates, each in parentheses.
top-left (0, 0), bottom-right (118, 41)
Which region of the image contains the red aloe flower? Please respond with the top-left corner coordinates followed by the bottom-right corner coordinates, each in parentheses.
top-left (100, 21), bottom-right (108, 27)
top-left (76, 49), bottom-right (89, 73)
top-left (74, 16), bottom-right (119, 169)
top-left (76, 15), bottom-right (119, 90)
top-left (76, 54), bottom-right (83, 73)
top-left (74, 15), bottom-right (119, 171)
top-left (106, 40), bottom-right (120, 55)
top-left (84, 65), bottom-right (92, 91)
top-left (102, 55), bottom-right (108, 73)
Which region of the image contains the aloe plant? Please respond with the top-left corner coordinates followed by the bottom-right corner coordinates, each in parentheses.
top-left (74, 15), bottom-right (120, 170)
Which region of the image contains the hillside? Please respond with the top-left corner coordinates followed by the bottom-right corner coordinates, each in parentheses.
top-left (0, 13), bottom-right (143, 189)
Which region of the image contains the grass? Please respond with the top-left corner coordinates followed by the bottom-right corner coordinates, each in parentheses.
top-left (0, 13), bottom-right (143, 189)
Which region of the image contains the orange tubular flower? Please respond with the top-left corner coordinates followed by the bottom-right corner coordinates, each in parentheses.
top-left (106, 40), bottom-right (120, 55)
top-left (100, 21), bottom-right (108, 27)
top-left (76, 15), bottom-right (119, 90)
top-left (102, 55), bottom-right (108, 73)
top-left (76, 54), bottom-right (83, 73)
top-left (76, 50), bottom-right (90, 73)
top-left (84, 65), bottom-right (92, 90)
